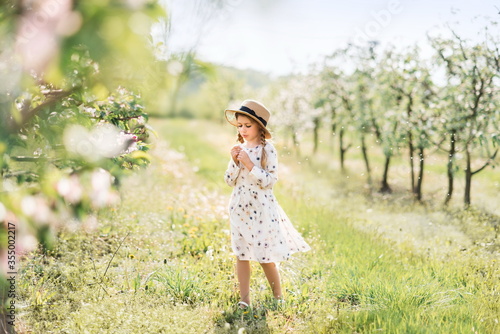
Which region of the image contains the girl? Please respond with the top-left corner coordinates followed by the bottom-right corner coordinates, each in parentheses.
top-left (224, 99), bottom-right (310, 309)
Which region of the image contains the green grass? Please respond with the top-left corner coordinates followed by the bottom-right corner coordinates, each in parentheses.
top-left (16, 118), bottom-right (499, 333)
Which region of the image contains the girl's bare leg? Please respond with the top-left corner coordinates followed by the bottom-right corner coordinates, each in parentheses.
top-left (236, 259), bottom-right (251, 305)
top-left (260, 262), bottom-right (282, 299)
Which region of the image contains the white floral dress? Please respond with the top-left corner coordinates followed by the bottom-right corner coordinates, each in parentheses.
top-left (225, 142), bottom-right (311, 263)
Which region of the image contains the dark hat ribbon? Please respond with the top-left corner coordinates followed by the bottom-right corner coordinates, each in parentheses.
top-left (238, 106), bottom-right (268, 127)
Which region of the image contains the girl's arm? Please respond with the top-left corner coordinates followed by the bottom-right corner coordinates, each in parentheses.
top-left (225, 145), bottom-right (242, 187)
top-left (248, 143), bottom-right (278, 189)
top-left (225, 158), bottom-right (241, 187)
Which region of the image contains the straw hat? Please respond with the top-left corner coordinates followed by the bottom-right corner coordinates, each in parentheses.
top-left (224, 100), bottom-right (272, 139)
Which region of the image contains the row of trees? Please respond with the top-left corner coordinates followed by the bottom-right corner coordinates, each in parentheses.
top-left (175, 22), bottom-right (498, 208)
top-left (267, 27), bottom-right (499, 207)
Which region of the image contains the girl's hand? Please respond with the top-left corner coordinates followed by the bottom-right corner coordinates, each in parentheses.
top-left (231, 145), bottom-right (242, 164)
top-left (237, 150), bottom-right (254, 171)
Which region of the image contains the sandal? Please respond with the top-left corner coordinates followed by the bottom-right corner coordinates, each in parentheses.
top-left (238, 301), bottom-right (250, 309)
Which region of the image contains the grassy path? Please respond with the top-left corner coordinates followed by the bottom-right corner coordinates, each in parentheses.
top-left (18, 118), bottom-right (499, 333)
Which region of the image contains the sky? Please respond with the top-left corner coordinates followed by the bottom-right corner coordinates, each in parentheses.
top-left (157, 0), bottom-right (499, 76)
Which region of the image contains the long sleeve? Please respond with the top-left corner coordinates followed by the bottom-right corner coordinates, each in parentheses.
top-left (248, 143), bottom-right (278, 190)
top-left (224, 159), bottom-right (241, 187)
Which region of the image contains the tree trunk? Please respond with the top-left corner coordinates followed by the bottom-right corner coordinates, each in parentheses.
top-left (292, 128), bottom-right (300, 156)
top-left (339, 127), bottom-right (351, 170)
top-left (313, 117), bottom-right (320, 154)
top-left (339, 127), bottom-right (345, 170)
top-left (464, 146), bottom-right (472, 207)
top-left (408, 131), bottom-right (415, 193)
top-left (360, 133), bottom-right (371, 181)
top-left (415, 147), bottom-right (425, 201)
top-left (331, 122), bottom-right (336, 153)
top-left (444, 131), bottom-right (456, 205)
top-left (466, 148), bottom-right (497, 207)
top-left (380, 153), bottom-right (392, 193)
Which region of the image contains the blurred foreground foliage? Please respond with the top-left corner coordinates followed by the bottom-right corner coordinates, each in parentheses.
top-left (0, 0), bottom-right (166, 282)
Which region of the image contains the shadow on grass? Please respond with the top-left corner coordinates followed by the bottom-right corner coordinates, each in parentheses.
top-left (213, 299), bottom-right (291, 334)
top-left (214, 310), bottom-right (269, 333)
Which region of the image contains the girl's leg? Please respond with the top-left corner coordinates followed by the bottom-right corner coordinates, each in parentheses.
top-left (259, 262), bottom-right (282, 299)
top-left (236, 259), bottom-right (251, 305)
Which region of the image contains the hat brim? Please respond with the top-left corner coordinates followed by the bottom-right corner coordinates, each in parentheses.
top-left (225, 109), bottom-right (272, 139)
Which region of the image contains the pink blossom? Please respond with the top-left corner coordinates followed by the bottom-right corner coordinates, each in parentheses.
top-left (56, 175), bottom-right (83, 203)
top-left (21, 195), bottom-right (52, 224)
top-left (91, 169), bottom-right (120, 208)
top-left (118, 132), bottom-right (139, 153)
top-left (15, 0), bottom-right (82, 73)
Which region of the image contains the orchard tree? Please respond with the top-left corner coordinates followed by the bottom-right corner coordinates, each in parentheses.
top-left (318, 61), bottom-right (355, 170)
top-left (430, 28), bottom-right (500, 206)
top-left (380, 47), bottom-right (437, 200)
top-left (372, 56), bottom-right (408, 193)
top-left (431, 78), bottom-right (463, 205)
top-left (350, 68), bottom-right (376, 180)
top-left (303, 67), bottom-right (328, 156)
top-left (349, 43), bottom-right (380, 181)
top-left (319, 43), bottom-right (380, 178)
top-left (270, 76), bottom-right (317, 155)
